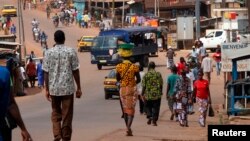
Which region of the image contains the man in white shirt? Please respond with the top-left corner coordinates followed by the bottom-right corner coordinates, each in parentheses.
top-left (201, 53), bottom-right (213, 84)
top-left (43, 30), bottom-right (82, 141)
top-left (199, 42), bottom-right (207, 63)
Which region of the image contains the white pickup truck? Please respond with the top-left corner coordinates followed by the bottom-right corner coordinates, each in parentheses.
top-left (199, 29), bottom-right (226, 52)
top-left (237, 33), bottom-right (250, 44)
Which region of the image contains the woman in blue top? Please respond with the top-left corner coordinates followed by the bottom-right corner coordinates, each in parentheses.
top-left (37, 59), bottom-right (44, 88)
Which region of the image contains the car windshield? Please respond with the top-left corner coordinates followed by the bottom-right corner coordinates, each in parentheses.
top-left (107, 70), bottom-right (116, 78)
top-left (81, 37), bottom-right (94, 42)
top-left (4, 6), bottom-right (14, 9)
top-left (92, 36), bottom-right (117, 49)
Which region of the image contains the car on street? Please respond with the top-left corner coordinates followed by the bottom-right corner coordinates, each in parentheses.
top-left (77, 36), bottom-right (95, 52)
top-left (1, 5), bottom-right (17, 17)
top-left (104, 69), bottom-right (119, 99)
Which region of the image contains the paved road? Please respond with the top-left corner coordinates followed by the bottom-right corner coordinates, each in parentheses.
top-left (1, 1), bottom-right (226, 141)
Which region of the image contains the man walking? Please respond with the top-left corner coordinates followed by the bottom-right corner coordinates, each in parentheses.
top-left (142, 61), bottom-right (163, 126)
top-left (166, 66), bottom-right (179, 121)
top-left (166, 46), bottom-right (176, 69)
top-left (43, 30), bottom-right (82, 141)
top-left (201, 53), bottom-right (213, 84)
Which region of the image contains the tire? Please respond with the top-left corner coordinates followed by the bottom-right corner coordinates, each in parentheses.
top-left (97, 64), bottom-right (102, 70)
top-left (105, 91), bottom-right (110, 100)
top-left (140, 55), bottom-right (149, 67)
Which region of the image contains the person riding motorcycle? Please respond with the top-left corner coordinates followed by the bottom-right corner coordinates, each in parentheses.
top-left (52, 13), bottom-right (60, 27)
top-left (31, 18), bottom-right (39, 29)
top-left (40, 31), bottom-right (48, 47)
top-left (32, 26), bottom-right (40, 42)
top-left (64, 11), bottom-right (70, 26)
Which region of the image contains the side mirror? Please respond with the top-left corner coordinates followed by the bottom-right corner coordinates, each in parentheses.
top-left (105, 76), bottom-right (108, 79)
top-left (77, 39), bottom-right (80, 42)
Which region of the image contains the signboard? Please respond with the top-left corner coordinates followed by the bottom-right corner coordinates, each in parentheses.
top-left (167, 33), bottom-right (177, 49)
top-left (176, 17), bottom-right (193, 40)
top-left (221, 42), bottom-right (250, 72)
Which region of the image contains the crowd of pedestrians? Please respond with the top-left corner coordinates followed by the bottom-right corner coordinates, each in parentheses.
top-left (165, 40), bottom-right (221, 128)
top-left (114, 39), bottom-right (221, 136)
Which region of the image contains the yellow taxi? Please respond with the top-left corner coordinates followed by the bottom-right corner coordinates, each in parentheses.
top-left (77, 36), bottom-right (95, 52)
top-left (1, 5), bottom-right (17, 17)
top-left (104, 69), bottom-right (119, 99)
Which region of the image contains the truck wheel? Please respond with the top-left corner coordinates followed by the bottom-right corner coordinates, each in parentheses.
top-left (97, 64), bottom-right (102, 70)
top-left (105, 91), bottom-right (110, 99)
top-left (140, 55), bottom-right (149, 67)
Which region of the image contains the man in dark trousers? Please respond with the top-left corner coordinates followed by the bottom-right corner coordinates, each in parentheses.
top-left (142, 61), bottom-right (163, 126)
top-left (43, 30), bottom-right (82, 141)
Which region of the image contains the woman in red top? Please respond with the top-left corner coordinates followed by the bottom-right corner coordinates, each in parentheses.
top-left (193, 70), bottom-right (211, 127)
top-left (26, 58), bottom-right (37, 87)
top-left (176, 57), bottom-right (186, 75)
top-left (212, 48), bottom-right (221, 76)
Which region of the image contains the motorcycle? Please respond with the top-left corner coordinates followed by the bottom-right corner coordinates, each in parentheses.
top-left (41, 38), bottom-right (47, 48)
top-left (53, 19), bottom-right (59, 28)
top-left (64, 17), bottom-right (69, 26)
top-left (33, 27), bottom-right (40, 43)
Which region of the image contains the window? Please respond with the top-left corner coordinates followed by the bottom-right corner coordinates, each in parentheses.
top-left (215, 31), bottom-right (223, 37)
top-left (92, 36), bottom-right (117, 49)
top-left (206, 32), bottom-right (214, 38)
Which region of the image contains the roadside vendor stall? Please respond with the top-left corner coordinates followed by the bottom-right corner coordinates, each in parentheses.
top-left (222, 42), bottom-right (250, 115)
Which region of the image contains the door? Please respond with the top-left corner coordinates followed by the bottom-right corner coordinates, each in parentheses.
top-left (202, 31), bottom-right (215, 48)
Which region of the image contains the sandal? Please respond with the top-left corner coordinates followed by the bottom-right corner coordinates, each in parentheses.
top-left (126, 129), bottom-right (133, 136)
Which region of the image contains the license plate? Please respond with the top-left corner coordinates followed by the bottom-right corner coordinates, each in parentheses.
top-left (99, 60), bottom-right (107, 63)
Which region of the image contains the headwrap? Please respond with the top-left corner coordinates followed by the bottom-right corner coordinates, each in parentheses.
top-left (118, 43), bottom-right (134, 57)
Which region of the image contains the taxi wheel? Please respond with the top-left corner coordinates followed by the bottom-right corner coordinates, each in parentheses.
top-left (140, 55), bottom-right (149, 67)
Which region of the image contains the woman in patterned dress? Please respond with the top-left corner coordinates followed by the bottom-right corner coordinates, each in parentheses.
top-left (116, 43), bottom-right (141, 136)
top-left (174, 70), bottom-right (192, 127)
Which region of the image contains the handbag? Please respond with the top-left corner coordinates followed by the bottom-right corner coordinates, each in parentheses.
top-left (208, 104), bottom-right (215, 117)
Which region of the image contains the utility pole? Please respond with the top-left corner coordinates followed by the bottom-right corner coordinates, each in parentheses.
top-left (195, 0), bottom-right (200, 40)
top-left (18, 0), bottom-right (22, 61)
top-left (112, 0), bottom-right (115, 28)
top-left (89, 0), bottom-right (91, 12)
top-left (122, 0), bottom-right (125, 27)
top-left (154, 0), bottom-right (157, 17)
top-left (247, 0), bottom-right (250, 32)
top-left (18, 0), bottom-right (27, 62)
top-left (103, 0), bottom-right (105, 16)
top-left (157, 0), bottom-right (160, 17)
